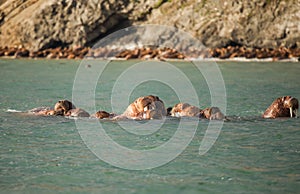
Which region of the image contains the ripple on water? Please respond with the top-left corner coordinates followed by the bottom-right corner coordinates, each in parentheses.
top-left (0, 60), bottom-right (299, 193)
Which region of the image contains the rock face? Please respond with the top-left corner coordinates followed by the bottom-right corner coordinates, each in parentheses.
top-left (146, 0), bottom-right (300, 48)
top-left (0, 0), bottom-right (299, 51)
top-left (0, 0), bottom-right (159, 50)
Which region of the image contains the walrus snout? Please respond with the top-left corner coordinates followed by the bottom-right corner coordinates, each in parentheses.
top-left (284, 97), bottom-right (299, 118)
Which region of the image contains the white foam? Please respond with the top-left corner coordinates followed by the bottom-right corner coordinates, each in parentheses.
top-left (6, 109), bottom-right (22, 113)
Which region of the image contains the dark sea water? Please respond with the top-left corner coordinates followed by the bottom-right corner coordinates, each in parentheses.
top-left (0, 59), bottom-right (299, 193)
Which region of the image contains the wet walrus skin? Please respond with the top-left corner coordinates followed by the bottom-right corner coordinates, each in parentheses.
top-left (65, 108), bottom-right (90, 117)
top-left (263, 96), bottom-right (298, 118)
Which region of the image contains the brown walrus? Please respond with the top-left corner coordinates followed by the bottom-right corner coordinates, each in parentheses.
top-left (92, 110), bottom-right (116, 119)
top-left (27, 107), bottom-right (57, 116)
top-left (45, 110), bottom-right (57, 116)
top-left (262, 96), bottom-right (298, 118)
top-left (114, 95), bottom-right (167, 120)
top-left (200, 107), bottom-right (225, 120)
top-left (170, 103), bottom-right (201, 117)
top-left (65, 108), bottom-right (90, 117)
top-left (143, 98), bottom-right (166, 119)
top-left (54, 100), bottom-right (76, 115)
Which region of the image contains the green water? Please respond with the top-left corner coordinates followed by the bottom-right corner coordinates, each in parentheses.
top-left (0, 59), bottom-right (299, 193)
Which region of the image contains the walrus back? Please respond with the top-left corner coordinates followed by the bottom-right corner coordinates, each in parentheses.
top-left (263, 97), bottom-right (288, 118)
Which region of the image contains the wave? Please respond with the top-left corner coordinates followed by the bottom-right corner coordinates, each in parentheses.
top-left (6, 109), bottom-right (23, 113)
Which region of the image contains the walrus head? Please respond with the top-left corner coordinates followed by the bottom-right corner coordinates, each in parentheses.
top-left (170, 103), bottom-right (191, 117)
top-left (134, 96), bottom-right (154, 113)
top-left (263, 96), bottom-right (299, 118)
top-left (143, 95), bottom-right (166, 119)
top-left (54, 100), bottom-right (76, 115)
top-left (200, 107), bottom-right (225, 120)
top-left (94, 110), bottom-right (111, 119)
top-left (142, 100), bottom-right (166, 119)
top-left (170, 103), bottom-right (201, 117)
top-left (283, 96), bottom-right (299, 118)
top-left (123, 95), bottom-right (166, 119)
top-left (134, 95), bottom-right (166, 117)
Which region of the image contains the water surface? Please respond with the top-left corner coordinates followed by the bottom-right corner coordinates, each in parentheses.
top-left (0, 59), bottom-right (299, 193)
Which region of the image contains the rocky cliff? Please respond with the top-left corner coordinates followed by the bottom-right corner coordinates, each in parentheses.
top-left (146, 0), bottom-right (300, 48)
top-left (0, 0), bottom-right (299, 51)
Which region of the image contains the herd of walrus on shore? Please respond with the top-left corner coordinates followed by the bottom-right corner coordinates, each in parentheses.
top-left (1, 46), bottom-right (300, 61)
top-left (18, 95), bottom-right (298, 121)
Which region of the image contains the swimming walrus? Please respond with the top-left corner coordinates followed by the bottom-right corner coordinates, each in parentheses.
top-left (65, 108), bottom-right (90, 117)
top-left (91, 110), bottom-right (116, 119)
top-left (262, 96), bottom-right (298, 118)
top-left (142, 98), bottom-right (166, 119)
top-left (114, 95), bottom-right (167, 120)
top-left (45, 110), bottom-right (57, 116)
top-left (54, 100), bottom-right (76, 116)
top-left (170, 103), bottom-right (201, 117)
top-left (27, 107), bottom-right (57, 116)
top-left (199, 107), bottom-right (225, 120)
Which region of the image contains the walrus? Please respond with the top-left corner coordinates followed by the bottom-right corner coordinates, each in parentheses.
top-left (45, 110), bottom-right (57, 116)
top-left (170, 103), bottom-right (201, 117)
top-left (91, 110), bottom-right (116, 119)
top-left (27, 107), bottom-right (57, 116)
top-left (28, 107), bottom-right (50, 115)
top-left (143, 99), bottom-right (166, 119)
top-left (65, 108), bottom-right (90, 117)
top-left (200, 107), bottom-right (225, 120)
top-left (54, 100), bottom-right (76, 115)
top-left (115, 95), bottom-right (167, 120)
top-left (262, 96), bottom-right (298, 118)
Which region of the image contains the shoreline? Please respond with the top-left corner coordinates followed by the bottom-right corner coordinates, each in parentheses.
top-left (1, 46), bottom-right (299, 62)
top-left (1, 55), bottom-right (299, 63)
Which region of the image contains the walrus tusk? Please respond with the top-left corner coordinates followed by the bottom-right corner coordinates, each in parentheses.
top-left (175, 112), bottom-right (181, 117)
top-left (294, 109), bottom-right (298, 118)
top-left (290, 107), bottom-right (293, 118)
top-left (143, 112), bottom-right (147, 119)
top-left (144, 106), bottom-right (148, 111)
